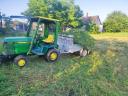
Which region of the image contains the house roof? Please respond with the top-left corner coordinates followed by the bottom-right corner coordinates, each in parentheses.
top-left (83, 15), bottom-right (102, 25)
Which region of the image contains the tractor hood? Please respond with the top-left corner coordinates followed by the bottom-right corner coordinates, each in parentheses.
top-left (3, 37), bottom-right (32, 42)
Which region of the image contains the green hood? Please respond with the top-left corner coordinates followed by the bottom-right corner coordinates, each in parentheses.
top-left (3, 37), bottom-right (32, 42)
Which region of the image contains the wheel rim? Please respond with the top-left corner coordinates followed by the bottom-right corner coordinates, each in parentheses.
top-left (18, 59), bottom-right (26, 67)
top-left (50, 52), bottom-right (58, 61)
top-left (82, 50), bottom-right (88, 56)
top-left (80, 49), bottom-right (88, 57)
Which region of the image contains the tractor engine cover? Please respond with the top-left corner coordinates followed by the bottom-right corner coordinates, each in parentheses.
top-left (3, 37), bottom-right (32, 55)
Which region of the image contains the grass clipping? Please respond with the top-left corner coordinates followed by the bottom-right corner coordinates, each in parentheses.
top-left (62, 29), bottom-right (95, 50)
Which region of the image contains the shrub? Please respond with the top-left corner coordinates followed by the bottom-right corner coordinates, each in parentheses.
top-left (62, 29), bottom-right (95, 50)
top-left (104, 11), bottom-right (128, 32)
top-left (90, 24), bottom-right (99, 34)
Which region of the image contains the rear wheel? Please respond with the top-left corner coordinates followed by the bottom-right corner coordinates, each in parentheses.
top-left (45, 49), bottom-right (60, 62)
top-left (14, 55), bottom-right (28, 67)
top-left (80, 49), bottom-right (88, 57)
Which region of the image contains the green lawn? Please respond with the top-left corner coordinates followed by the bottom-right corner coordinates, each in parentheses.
top-left (91, 32), bottom-right (128, 37)
top-left (0, 33), bottom-right (128, 96)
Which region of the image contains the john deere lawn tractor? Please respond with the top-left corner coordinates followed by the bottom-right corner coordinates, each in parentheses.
top-left (0, 16), bottom-right (90, 67)
top-left (0, 16), bottom-right (61, 67)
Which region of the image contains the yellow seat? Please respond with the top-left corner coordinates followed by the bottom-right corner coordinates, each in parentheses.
top-left (43, 35), bottom-right (54, 43)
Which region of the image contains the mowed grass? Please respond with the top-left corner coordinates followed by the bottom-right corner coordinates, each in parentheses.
top-left (91, 32), bottom-right (128, 42)
top-left (0, 32), bottom-right (128, 96)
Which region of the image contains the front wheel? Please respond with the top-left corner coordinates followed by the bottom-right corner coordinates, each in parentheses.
top-left (14, 55), bottom-right (28, 67)
top-left (45, 49), bottom-right (60, 62)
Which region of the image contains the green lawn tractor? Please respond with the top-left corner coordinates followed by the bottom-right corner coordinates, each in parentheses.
top-left (0, 16), bottom-right (61, 67)
top-left (0, 16), bottom-right (89, 67)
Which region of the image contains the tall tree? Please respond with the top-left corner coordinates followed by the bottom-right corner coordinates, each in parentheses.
top-left (23, 0), bottom-right (48, 16)
top-left (104, 11), bottom-right (128, 32)
top-left (23, 0), bottom-right (83, 28)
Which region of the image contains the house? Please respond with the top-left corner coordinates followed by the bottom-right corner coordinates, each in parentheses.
top-left (12, 20), bottom-right (27, 32)
top-left (83, 13), bottom-right (103, 32)
top-left (0, 15), bottom-right (28, 32)
top-left (10, 16), bottom-right (28, 32)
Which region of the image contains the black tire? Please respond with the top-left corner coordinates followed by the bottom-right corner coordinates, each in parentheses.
top-left (14, 55), bottom-right (28, 67)
top-left (45, 49), bottom-right (60, 62)
top-left (80, 49), bottom-right (88, 57)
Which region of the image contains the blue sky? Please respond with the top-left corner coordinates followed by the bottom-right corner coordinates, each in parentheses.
top-left (0, 0), bottom-right (128, 22)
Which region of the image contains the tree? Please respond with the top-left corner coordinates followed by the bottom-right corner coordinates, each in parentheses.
top-left (74, 5), bottom-right (83, 27)
top-left (23, 0), bottom-right (83, 28)
top-left (23, 0), bottom-right (49, 16)
top-left (104, 11), bottom-right (128, 32)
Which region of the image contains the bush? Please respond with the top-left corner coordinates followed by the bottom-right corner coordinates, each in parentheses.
top-left (104, 11), bottom-right (128, 32)
top-left (83, 19), bottom-right (100, 34)
top-left (62, 29), bottom-right (95, 50)
top-left (90, 24), bottom-right (99, 34)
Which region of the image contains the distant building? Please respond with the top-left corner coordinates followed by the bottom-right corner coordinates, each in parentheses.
top-left (83, 13), bottom-right (103, 32)
top-left (10, 16), bottom-right (28, 32)
top-left (0, 15), bottom-right (28, 32)
top-left (12, 20), bottom-right (27, 32)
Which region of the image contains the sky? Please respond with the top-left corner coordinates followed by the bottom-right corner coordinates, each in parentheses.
top-left (0, 0), bottom-right (128, 22)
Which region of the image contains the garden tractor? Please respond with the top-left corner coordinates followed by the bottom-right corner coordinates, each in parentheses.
top-left (0, 16), bottom-right (88, 67)
top-left (0, 16), bottom-right (61, 67)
